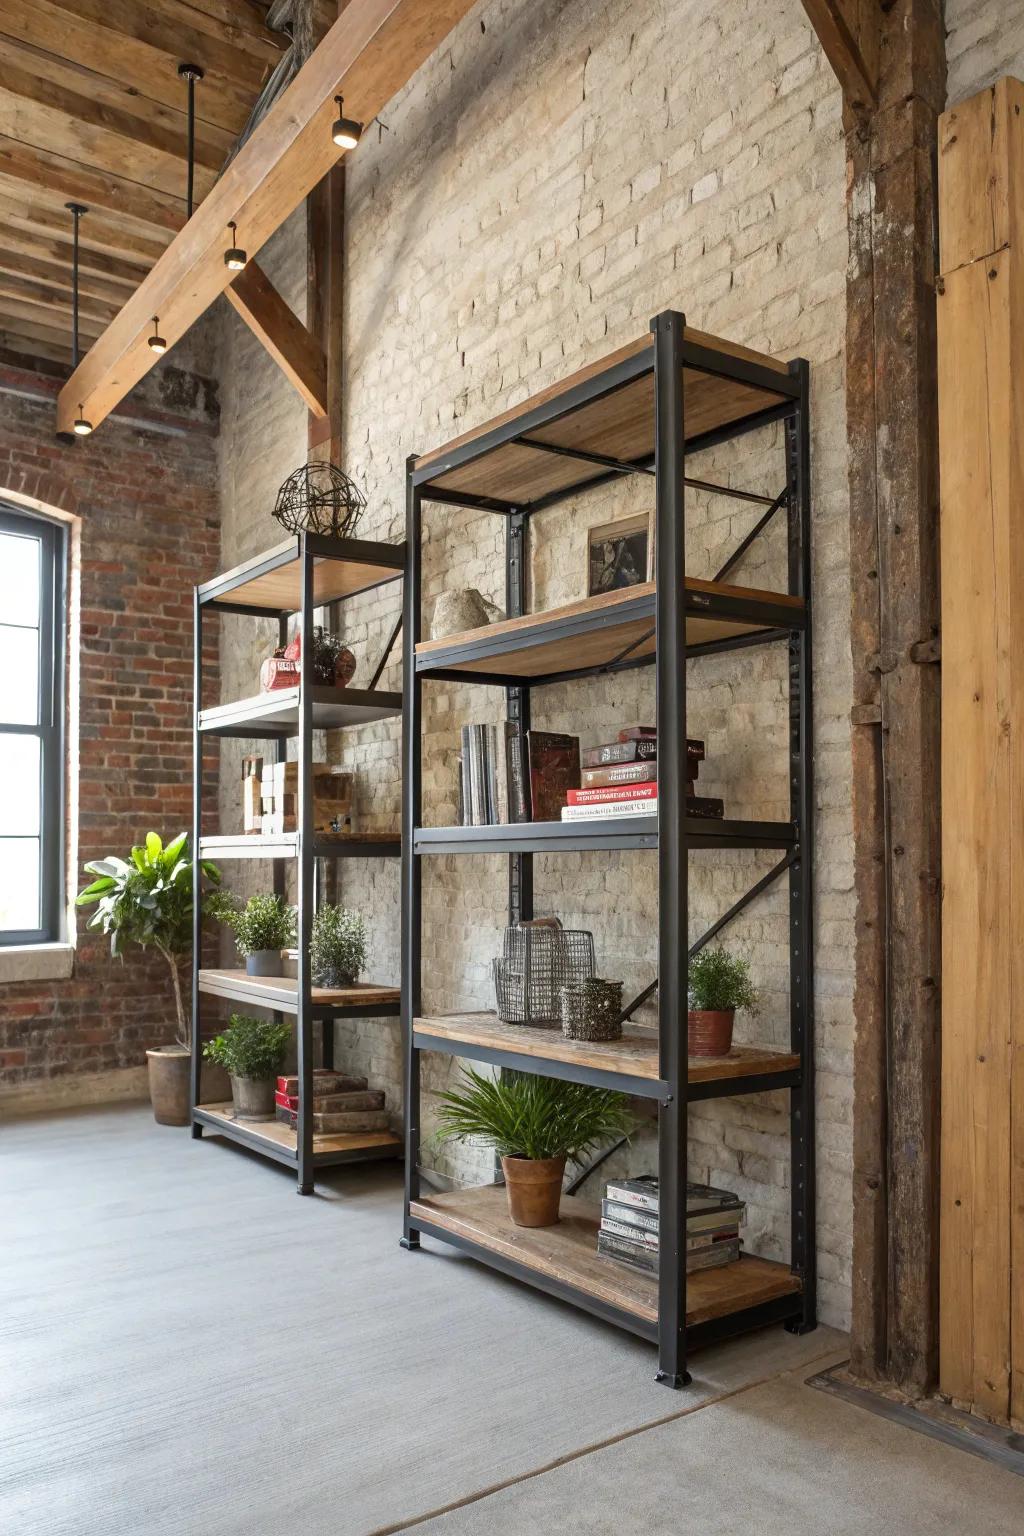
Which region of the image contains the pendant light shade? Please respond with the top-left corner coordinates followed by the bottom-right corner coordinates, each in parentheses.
top-left (224, 221), bottom-right (247, 271)
top-left (331, 96), bottom-right (362, 150)
top-left (148, 317), bottom-right (167, 354)
top-left (73, 405), bottom-right (93, 436)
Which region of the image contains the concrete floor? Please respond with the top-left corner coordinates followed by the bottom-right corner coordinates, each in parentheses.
top-left (2, 1104), bottom-right (1020, 1536)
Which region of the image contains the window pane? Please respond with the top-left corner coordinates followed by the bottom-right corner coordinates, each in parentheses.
top-left (0, 837), bottom-right (40, 932)
top-left (0, 531), bottom-right (40, 627)
top-left (0, 735), bottom-right (40, 835)
top-left (0, 624), bottom-right (39, 725)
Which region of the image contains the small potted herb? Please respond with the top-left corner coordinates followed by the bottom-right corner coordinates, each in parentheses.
top-left (310, 904), bottom-right (367, 988)
top-left (212, 892), bottom-right (296, 976)
top-left (436, 1069), bottom-right (634, 1227)
top-left (204, 1014), bottom-right (291, 1120)
top-left (687, 946), bottom-right (760, 1057)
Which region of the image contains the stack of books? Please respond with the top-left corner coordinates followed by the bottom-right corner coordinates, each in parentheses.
top-left (459, 724), bottom-right (580, 824)
top-left (274, 1069), bottom-right (389, 1134)
top-left (560, 727), bottom-right (724, 822)
top-left (596, 1175), bottom-right (745, 1274)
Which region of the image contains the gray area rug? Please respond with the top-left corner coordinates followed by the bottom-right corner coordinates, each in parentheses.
top-left (1, 1105), bottom-right (843, 1536)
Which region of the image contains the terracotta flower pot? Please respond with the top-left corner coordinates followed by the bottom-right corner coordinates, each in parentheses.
top-left (500, 1153), bottom-right (566, 1227)
top-left (146, 1046), bottom-right (190, 1126)
top-left (687, 1008), bottom-right (735, 1057)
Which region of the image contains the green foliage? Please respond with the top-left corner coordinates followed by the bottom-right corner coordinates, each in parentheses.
top-left (210, 892), bottom-right (296, 957)
top-left (436, 1068), bottom-right (634, 1163)
top-left (204, 1014), bottom-right (291, 1081)
top-left (75, 831), bottom-right (220, 1048)
top-left (687, 946), bottom-right (760, 1013)
top-left (310, 904), bottom-right (366, 985)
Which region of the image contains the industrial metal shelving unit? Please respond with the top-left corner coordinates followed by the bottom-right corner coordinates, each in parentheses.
top-left (190, 531), bottom-right (406, 1194)
top-left (401, 310), bottom-right (815, 1386)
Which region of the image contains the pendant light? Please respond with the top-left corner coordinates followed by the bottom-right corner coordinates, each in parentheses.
top-left (177, 63), bottom-right (204, 220)
top-left (148, 317), bottom-right (167, 355)
top-left (331, 96), bottom-right (362, 150)
top-left (73, 405), bottom-right (93, 436)
top-left (224, 221), bottom-right (247, 271)
top-left (65, 201), bottom-right (87, 368)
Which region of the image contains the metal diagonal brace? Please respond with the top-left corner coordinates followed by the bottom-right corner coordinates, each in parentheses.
top-left (714, 489), bottom-right (788, 584)
top-left (369, 611), bottom-right (403, 690)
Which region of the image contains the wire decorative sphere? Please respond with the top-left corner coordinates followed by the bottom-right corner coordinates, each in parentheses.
top-left (272, 462), bottom-right (367, 539)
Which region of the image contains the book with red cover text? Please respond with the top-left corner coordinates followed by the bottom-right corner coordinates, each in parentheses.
top-left (526, 731), bottom-right (580, 820)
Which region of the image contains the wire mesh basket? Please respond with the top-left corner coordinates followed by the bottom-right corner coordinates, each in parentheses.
top-left (560, 977), bottom-right (624, 1041)
top-left (493, 923), bottom-right (596, 1025)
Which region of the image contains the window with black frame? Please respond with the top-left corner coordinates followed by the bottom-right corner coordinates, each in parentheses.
top-left (0, 507), bottom-right (66, 945)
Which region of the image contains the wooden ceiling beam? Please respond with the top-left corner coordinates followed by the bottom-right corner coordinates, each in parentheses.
top-left (800, 0), bottom-right (881, 113)
top-left (1, 1), bottom-right (261, 135)
top-left (0, 328), bottom-right (75, 366)
top-left (58, 0), bottom-right (481, 435)
top-left (0, 136), bottom-right (186, 235)
top-left (0, 182), bottom-right (170, 265)
top-left (225, 260), bottom-right (328, 417)
top-left (0, 296), bottom-right (104, 341)
top-left (0, 37), bottom-right (228, 177)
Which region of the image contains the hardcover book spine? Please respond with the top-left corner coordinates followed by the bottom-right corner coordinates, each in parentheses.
top-left (560, 799), bottom-right (656, 820)
top-left (567, 783), bottom-right (658, 805)
top-left (581, 761), bottom-right (658, 788)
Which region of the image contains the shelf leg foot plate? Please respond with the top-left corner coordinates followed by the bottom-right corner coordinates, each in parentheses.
top-left (297, 1183), bottom-right (314, 1196)
top-left (655, 1369), bottom-right (693, 1390)
top-left (400, 1233), bottom-right (421, 1251)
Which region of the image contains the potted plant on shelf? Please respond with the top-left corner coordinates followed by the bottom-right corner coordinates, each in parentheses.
top-left (76, 831), bottom-right (221, 1127)
top-left (204, 1014), bottom-right (291, 1121)
top-left (212, 892), bottom-right (296, 976)
top-left (310, 904), bottom-right (367, 988)
top-left (687, 945), bottom-right (760, 1057)
top-left (436, 1068), bottom-right (634, 1228)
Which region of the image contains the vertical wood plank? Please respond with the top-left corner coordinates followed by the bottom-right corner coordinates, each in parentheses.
top-left (938, 76), bottom-right (1024, 1425)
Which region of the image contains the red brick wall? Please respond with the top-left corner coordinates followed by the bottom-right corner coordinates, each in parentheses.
top-left (0, 368), bottom-right (220, 1097)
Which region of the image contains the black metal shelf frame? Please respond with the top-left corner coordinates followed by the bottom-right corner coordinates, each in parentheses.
top-left (191, 532), bottom-right (406, 1194)
top-left (401, 310), bottom-right (815, 1387)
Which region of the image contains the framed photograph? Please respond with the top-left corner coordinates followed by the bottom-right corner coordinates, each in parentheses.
top-left (587, 513), bottom-right (651, 596)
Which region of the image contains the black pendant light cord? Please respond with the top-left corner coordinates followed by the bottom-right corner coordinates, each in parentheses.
top-left (178, 63), bottom-right (204, 220)
top-left (65, 202), bottom-right (87, 368)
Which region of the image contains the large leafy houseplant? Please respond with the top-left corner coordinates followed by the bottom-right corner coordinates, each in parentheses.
top-left (436, 1068), bottom-right (634, 1228)
top-left (77, 831), bottom-right (220, 1051)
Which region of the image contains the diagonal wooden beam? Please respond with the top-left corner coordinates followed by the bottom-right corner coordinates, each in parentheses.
top-left (57, 0), bottom-right (481, 436)
top-left (225, 260), bottom-right (328, 417)
top-left (801, 0), bottom-right (880, 113)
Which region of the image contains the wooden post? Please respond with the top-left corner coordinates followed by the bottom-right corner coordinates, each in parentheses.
top-left (814, 0), bottom-right (945, 1394)
top-left (937, 76), bottom-right (1024, 1428)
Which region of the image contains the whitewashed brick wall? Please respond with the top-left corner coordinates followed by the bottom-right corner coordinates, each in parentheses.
top-left (946, 0), bottom-right (1024, 104)
top-left (216, 0), bottom-right (857, 1325)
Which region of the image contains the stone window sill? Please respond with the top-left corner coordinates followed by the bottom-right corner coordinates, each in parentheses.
top-left (0, 943), bottom-right (75, 984)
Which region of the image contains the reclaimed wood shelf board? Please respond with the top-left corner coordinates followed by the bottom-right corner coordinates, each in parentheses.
top-left (196, 1103), bottom-right (402, 1160)
top-left (199, 686), bottom-right (403, 736)
top-left (414, 1011), bottom-right (799, 1090)
top-left (199, 832), bottom-right (400, 860)
top-left (411, 1187), bottom-right (801, 1327)
top-left (414, 330), bottom-right (793, 508)
top-left (198, 535), bottom-right (404, 612)
top-left (415, 579), bottom-right (803, 682)
top-left (198, 969), bottom-right (399, 1015)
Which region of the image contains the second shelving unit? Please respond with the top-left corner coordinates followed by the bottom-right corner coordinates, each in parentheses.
top-left (190, 530), bottom-right (406, 1192)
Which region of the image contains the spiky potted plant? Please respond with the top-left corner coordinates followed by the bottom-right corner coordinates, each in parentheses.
top-left (687, 945), bottom-right (760, 1057)
top-left (76, 831), bottom-right (221, 1126)
top-left (436, 1069), bottom-right (634, 1227)
top-left (212, 892), bottom-right (296, 976)
top-left (204, 1014), bottom-right (291, 1121)
top-left (310, 904), bottom-right (367, 988)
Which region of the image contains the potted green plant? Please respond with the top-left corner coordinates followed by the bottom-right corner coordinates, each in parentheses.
top-left (204, 1014), bottom-right (291, 1120)
top-left (310, 904), bottom-right (367, 988)
top-left (212, 892), bottom-right (296, 976)
top-left (76, 831), bottom-right (221, 1126)
top-left (687, 945), bottom-right (760, 1057)
top-left (436, 1068), bottom-right (634, 1228)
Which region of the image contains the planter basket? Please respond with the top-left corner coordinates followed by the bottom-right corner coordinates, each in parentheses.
top-left (560, 978), bottom-right (624, 1041)
top-left (492, 923), bottom-right (595, 1025)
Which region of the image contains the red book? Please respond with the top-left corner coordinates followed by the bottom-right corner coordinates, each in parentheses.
top-left (567, 783), bottom-right (658, 806)
top-left (276, 1070), bottom-right (367, 1096)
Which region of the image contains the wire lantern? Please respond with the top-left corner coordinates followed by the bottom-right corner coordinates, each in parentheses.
top-left (272, 462), bottom-right (367, 539)
top-left (493, 924), bottom-right (596, 1025)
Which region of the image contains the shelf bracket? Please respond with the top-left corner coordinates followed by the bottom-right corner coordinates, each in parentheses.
top-left (713, 488), bottom-right (788, 584)
top-left (369, 611), bottom-right (403, 690)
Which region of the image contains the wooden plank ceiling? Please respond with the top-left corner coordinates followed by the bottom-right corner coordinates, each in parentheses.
top-left (0, 0), bottom-right (292, 367)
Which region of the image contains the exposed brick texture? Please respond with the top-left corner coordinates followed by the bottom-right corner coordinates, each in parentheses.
top-left (0, 375), bottom-right (219, 1100)
top-left (946, 0), bottom-right (1024, 104)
